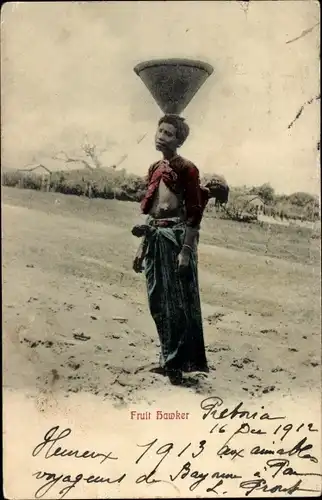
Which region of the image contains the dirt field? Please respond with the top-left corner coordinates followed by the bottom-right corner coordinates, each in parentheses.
top-left (2, 186), bottom-right (320, 407)
top-left (3, 186), bottom-right (321, 498)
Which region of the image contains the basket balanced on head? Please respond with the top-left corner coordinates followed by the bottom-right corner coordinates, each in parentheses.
top-left (132, 58), bottom-right (214, 385)
top-left (133, 58), bottom-right (214, 115)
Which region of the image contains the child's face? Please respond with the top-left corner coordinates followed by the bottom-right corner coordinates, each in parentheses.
top-left (155, 122), bottom-right (178, 153)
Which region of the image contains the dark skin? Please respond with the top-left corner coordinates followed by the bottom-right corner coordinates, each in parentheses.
top-left (133, 121), bottom-right (198, 274)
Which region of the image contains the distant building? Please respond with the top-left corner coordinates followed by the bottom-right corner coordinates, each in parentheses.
top-left (235, 194), bottom-right (266, 213)
top-left (18, 164), bottom-right (52, 191)
top-left (18, 164), bottom-right (52, 176)
top-left (21, 155), bottom-right (95, 173)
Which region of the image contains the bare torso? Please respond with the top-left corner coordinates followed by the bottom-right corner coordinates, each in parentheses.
top-left (149, 179), bottom-right (182, 219)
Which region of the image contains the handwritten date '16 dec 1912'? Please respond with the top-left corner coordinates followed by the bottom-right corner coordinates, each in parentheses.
top-left (200, 397), bottom-right (320, 463)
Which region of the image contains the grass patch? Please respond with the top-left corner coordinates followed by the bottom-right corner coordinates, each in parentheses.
top-left (2, 186), bottom-right (319, 266)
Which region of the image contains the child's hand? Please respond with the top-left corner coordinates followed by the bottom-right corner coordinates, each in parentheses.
top-left (177, 249), bottom-right (190, 274)
top-left (133, 249), bottom-right (145, 273)
top-left (132, 224), bottom-right (155, 238)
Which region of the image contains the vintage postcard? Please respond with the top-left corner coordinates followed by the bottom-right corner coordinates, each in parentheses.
top-left (2, 1), bottom-right (321, 498)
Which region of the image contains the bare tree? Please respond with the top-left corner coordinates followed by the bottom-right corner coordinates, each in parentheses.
top-left (82, 139), bottom-right (110, 169)
top-left (51, 134), bottom-right (115, 170)
top-left (52, 151), bottom-right (95, 171)
top-left (51, 131), bottom-right (147, 172)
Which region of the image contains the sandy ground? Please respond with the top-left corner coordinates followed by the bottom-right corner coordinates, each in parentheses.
top-left (2, 187), bottom-right (321, 498)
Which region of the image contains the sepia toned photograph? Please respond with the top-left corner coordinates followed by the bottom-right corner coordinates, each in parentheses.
top-left (2, 1), bottom-right (321, 498)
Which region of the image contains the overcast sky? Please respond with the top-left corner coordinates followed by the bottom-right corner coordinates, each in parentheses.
top-left (1, 1), bottom-right (320, 194)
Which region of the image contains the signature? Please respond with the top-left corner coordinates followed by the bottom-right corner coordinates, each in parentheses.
top-left (239, 477), bottom-right (320, 496)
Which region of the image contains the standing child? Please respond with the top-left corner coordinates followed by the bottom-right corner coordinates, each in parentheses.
top-left (132, 114), bottom-right (209, 385)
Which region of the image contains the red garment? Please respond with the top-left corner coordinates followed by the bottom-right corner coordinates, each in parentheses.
top-left (141, 156), bottom-right (208, 228)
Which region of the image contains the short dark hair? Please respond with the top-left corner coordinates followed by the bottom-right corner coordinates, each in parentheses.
top-left (158, 114), bottom-right (190, 147)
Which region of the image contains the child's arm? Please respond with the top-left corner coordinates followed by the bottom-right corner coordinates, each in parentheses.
top-left (133, 237), bottom-right (148, 273)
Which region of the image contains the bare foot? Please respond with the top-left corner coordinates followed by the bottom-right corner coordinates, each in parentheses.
top-left (167, 370), bottom-right (183, 385)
